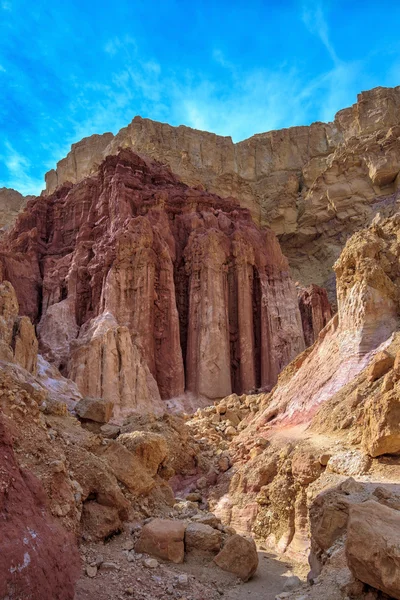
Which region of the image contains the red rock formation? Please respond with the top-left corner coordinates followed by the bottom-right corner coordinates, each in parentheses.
top-left (298, 284), bottom-right (333, 347)
top-left (0, 150), bottom-right (305, 413)
top-left (0, 415), bottom-right (80, 599)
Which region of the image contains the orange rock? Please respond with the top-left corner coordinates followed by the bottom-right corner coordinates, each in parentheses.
top-left (135, 518), bottom-right (186, 563)
top-left (346, 501), bottom-right (400, 599)
top-left (214, 534), bottom-right (258, 581)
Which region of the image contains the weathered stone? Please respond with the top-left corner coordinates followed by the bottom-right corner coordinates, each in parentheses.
top-left (362, 389), bottom-right (400, 456)
top-left (367, 351), bottom-right (394, 382)
top-left (81, 502), bottom-right (122, 541)
top-left (135, 518), bottom-right (186, 564)
top-left (214, 534), bottom-right (258, 581)
top-left (346, 501), bottom-right (400, 599)
top-left (185, 522), bottom-right (222, 553)
top-left (75, 396), bottom-right (114, 423)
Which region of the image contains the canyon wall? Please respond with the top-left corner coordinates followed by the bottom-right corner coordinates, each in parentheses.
top-left (0, 149), bottom-right (305, 417)
top-left (0, 187), bottom-right (32, 233)
top-left (44, 86), bottom-right (400, 301)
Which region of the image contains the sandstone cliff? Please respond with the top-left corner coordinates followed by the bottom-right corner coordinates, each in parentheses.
top-left (44, 86), bottom-right (400, 302)
top-left (0, 149), bottom-right (305, 416)
top-left (0, 187), bottom-right (32, 233)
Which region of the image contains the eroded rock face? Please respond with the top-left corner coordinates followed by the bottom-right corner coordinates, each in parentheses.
top-left (44, 86), bottom-right (400, 302)
top-left (0, 150), bottom-right (305, 414)
top-left (298, 284), bottom-right (333, 347)
top-left (0, 415), bottom-right (80, 600)
top-left (0, 280), bottom-right (38, 374)
top-left (0, 187), bottom-right (32, 234)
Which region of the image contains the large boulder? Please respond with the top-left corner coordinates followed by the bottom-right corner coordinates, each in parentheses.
top-left (135, 518), bottom-right (186, 563)
top-left (185, 522), bottom-right (222, 553)
top-left (214, 534), bottom-right (258, 581)
top-left (118, 431), bottom-right (168, 475)
top-left (75, 396), bottom-right (114, 423)
top-left (346, 500), bottom-right (400, 599)
top-left (81, 502), bottom-right (122, 541)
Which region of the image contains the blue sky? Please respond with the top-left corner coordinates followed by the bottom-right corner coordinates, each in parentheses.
top-left (1, 0), bottom-right (400, 195)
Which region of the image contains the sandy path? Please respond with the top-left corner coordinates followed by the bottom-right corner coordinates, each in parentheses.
top-left (223, 551), bottom-right (303, 600)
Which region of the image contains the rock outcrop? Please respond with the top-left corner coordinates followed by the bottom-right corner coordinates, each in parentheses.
top-left (297, 284), bottom-right (332, 346)
top-left (0, 149), bottom-right (305, 416)
top-left (0, 280), bottom-right (38, 374)
top-left (44, 86), bottom-right (400, 302)
top-left (0, 187), bottom-right (32, 234)
top-left (0, 414), bottom-right (80, 600)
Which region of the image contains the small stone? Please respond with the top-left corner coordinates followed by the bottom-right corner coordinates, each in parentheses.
top-left (319, 453), bottom-right (331, 466)
top-left (186, 492), bottom-right (202, 502)
top-left (177, 573), bottom-right (188, 587)
top-left (283, 575), bottom-right (301, 591)
top-left (125, 587), bottom-right (134, 596)
top-left (122, 539), bottom-right (135, 550)
top-left (86, 565), bottom-right (97, 578)
top-left (144, 558), bottom-right (159, 568)
top-left (100, 561), bottom-right (119, 571)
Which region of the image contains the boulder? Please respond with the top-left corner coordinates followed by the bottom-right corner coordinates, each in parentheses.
top-left (214, 534), bottom-right (258, 581)
top-left (346, 501), bottom-right (400, 599)
top-left (185, 522), bottom-right (222, 553)
top-left (75, 396), bottom-right (114, 423)
top-left (135, 518), bottom-right (186, 564)
top-left (367, 351), bottom-right (394, 382)
top-left (118, 431), bottom-right (168, 475)
top-left (362, 391), bottom-right (400, 457)
top-left (326, 450), bottom-right (370, 476)
top-left (81, 502), bottom-right (122, 541)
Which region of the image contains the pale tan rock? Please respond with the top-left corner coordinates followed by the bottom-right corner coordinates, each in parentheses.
top-left (362, 389), bottom-right (400, 456)
top-left (135, 518), bottom-right (186, 564)
top-left (118, 431), bottom-right (168, 476)
top-left (0, 281), bottom-right (37, 374)
top-left (98, 441), bottom-right (156, 495)
top-left (326, 450), bottom-right (370, 476)
top-left (0, 188), bottom-right (31, 234)
top-left (367, 350), bottom-right (394, 382)
top-left (214, 534), bottom-right (258, 581)
top-left (75, 397), bottom-right (114, 423)
top-left (69, 312), bottom-right (163, 418)
top-left (185, 522), bottom-right (222, 553)
top-left (346, 501), bottom-right (400, 599)
top-left (43, 86), bottom-right (400, 301)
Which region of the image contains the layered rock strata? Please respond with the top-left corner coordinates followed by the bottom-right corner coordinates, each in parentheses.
top-left (44, 86), bottom-right (400, 301)
top-left (0, 150), bottom-right (305, 415)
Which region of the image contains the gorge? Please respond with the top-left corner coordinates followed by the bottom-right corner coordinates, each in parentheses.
top-left (1, 86), bottom-right (400, 600)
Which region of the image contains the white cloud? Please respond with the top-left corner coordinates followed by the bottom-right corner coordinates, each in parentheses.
top-left (0, 141), bottom-right (43, 195)
top-left (302, 2), bottom-right (339, 65)
top-left (0, 65), bottom-right (6, 72)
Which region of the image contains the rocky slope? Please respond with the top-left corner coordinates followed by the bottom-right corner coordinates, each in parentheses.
top-left (44, 86), bottom-right (400, 301)
top-left (185, 213), bottom-right (400, 599)
top-left (0, 149), bottom-right (306, 417)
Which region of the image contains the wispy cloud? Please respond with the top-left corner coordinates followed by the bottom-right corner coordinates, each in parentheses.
top-left (1, 1), bottom-right (11, 11)
top-left (302, 2), bottom-right (339, 65)
top-left (0, 141), bottom-right (43, 195)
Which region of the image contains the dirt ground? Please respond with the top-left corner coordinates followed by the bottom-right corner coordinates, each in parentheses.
top-left (74, 527), bottom-right (308, 600)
